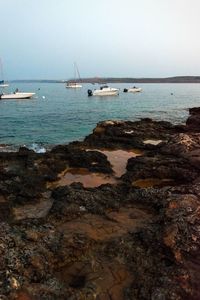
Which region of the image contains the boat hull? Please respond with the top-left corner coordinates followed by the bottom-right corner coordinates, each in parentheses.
top-left (93, 90), bottom-right (119, 96)
top-left (0, 92), bottom-right (35, 99)
top-left (128, 88), bottom-right (142, 93)
top-left (66, 84), bottom-right (82, 88)
top-left (0, 84), bottom-right (9, 88)
top-left (88, 86), bottom-right (119, 97)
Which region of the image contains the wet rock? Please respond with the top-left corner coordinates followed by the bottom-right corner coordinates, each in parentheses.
top-left (51, 146), bottom-right (113, 174)
top-left (123, 154), bottom-right (197, 184)
top-left (50, 184), bottom-right (127, 217)
top-left (12, 194), bottom-right (53, 221)
top-left (83, 119), bottom-right (177, 150)
top-left (186, 107), bottom-right (200, 131)
top-left (161, 133), bottom-right (200, 170)
top-left (18, 147), bottom-right (35, 156)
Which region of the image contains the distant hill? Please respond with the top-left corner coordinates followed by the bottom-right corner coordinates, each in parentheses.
top-left (11, 76), bottom-right (200, 84)
top-left (11, 79), bottom-right (64, 83)
top-left (79, 76), bottom-right (200, 83)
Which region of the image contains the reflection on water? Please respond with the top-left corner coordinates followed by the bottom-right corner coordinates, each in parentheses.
top-left (101, 149), bottom-right (142, 177)
top-left (143, 139), bottom-right (163, 145)
top-left (89, 149), bottom-right (142, 177)
top-left (57, 168), bottom-right (117, 188)
top-left (132, 178), bottom-right (173, 188)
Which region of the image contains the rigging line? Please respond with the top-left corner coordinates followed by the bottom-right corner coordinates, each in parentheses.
top-left (0, 58), bottom-right (4, 80)
top-left (75, 62), bottom-right (81, 82)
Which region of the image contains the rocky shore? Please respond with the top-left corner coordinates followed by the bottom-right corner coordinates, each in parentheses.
top-left (0, 108), bottom-right (200, 299)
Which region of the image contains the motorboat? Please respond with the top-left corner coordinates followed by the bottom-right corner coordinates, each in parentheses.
top-left (0, 92), bottom-right (35, 99)
top-left (65, 62), bottom-right (82, 88)
top-left (123, 87), bottom-right (142, 93)
top-left (88, 86), bottom-right (119, 96)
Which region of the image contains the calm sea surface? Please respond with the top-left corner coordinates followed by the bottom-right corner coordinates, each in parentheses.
top-left (1, 82), bottom-right (200, 150)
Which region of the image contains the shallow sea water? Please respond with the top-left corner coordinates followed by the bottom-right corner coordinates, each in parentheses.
top-left (1, 82), bottom-right (200, 149)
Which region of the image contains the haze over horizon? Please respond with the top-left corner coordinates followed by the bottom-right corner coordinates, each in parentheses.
top-left (1, 0), bottom-right (200, 80)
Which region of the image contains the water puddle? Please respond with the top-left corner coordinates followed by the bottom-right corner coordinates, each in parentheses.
top-left (132, 178), bottom-right (174, 188)
top-left (51, 149), bottom-right (142, 188)
top-left (88, 149), bottom-right (142, 177)
top-left (143, 139), bottom-right (163, 145)
top-left (56, 168), bottom-right (117, 188)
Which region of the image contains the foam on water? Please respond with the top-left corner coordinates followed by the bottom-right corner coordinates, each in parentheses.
top-left (26, 143), bottom-right (46, 153)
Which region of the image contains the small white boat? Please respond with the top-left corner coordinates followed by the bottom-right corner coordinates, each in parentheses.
top-left (0, 92), bottom-right (35, 99)
top-left (88, 86), bottom-right (119, 96)
top-left (66, 82), bottom-right (82, 88)
top-left (124, 87), bottom-right (142, 93)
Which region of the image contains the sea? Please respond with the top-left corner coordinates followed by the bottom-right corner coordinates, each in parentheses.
top-left (1, 82), bottom-right (200, 152)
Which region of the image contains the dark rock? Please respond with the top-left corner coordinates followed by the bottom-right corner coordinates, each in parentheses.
top-left (186, 107), bottom-right (200, 131)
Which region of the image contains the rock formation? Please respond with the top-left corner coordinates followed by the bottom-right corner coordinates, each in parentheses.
top-left (0, 108), bottom-right (200, 299)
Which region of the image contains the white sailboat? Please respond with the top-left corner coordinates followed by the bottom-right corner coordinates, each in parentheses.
top-left (0, 58), bottom-right (9, 88)
top-left (66, 62), bottom-right (82, 88)
top-left (0, 81), bottom-right (9, 88)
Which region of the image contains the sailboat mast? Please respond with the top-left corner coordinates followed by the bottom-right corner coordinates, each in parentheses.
top-left (73, 62), bottom-right (76, 82)
top-left (74, 62), bottom-right (81, 83)
top-left (0, 58), bottom-right (4, 80)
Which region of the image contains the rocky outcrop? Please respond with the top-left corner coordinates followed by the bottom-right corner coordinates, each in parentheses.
top-left (0, 108), bottom-right (200, 299)
top-left (82, 118), bottom-right (177, 149)
top-left (186, 107), bottom-right (200, 131)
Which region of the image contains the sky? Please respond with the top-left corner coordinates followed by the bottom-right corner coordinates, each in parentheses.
top-left (0, 0), bottom-right (200, 79)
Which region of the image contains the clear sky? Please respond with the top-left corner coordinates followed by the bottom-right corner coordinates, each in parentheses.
top-left (1, 0), bottom-right (200, 79)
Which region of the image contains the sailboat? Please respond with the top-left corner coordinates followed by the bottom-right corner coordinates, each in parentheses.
top-left (0, 81), bottom-right (8, 88)
top-left (0, 58), bottom-right (9, 88)
top-left (66, 62), bottom-right (82, 88)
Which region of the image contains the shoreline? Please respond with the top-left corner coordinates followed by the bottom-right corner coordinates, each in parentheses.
top-left (0, 108), bottom-right (200, 299)
top-left (10, 76), bottom-right (200, 84)
top-left (0, 113), bottom-right (190, 153)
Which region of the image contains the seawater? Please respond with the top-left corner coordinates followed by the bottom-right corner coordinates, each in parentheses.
top-left (1, 82), bottom-right (200, 149)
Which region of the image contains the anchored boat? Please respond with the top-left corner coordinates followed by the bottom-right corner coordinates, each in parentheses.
top-left (0, 81), bottom-right (9, 88)
top-left (66, 83), bottom-right (82, 88)
top-left (0, 89), bottom-right (35, 100)
top-left (66, 62), bottom-right (82, 88)
top-left (124, 87), bottom-right (142, 93)
top-left (88, 86), bottom-right (119, 96)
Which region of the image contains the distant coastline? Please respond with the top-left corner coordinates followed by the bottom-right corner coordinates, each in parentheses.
top-left (10, 76), bottom-right (200, 84)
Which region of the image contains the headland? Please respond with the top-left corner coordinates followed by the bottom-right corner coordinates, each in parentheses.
top-left (11, 76), bottom-right (200, 84)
